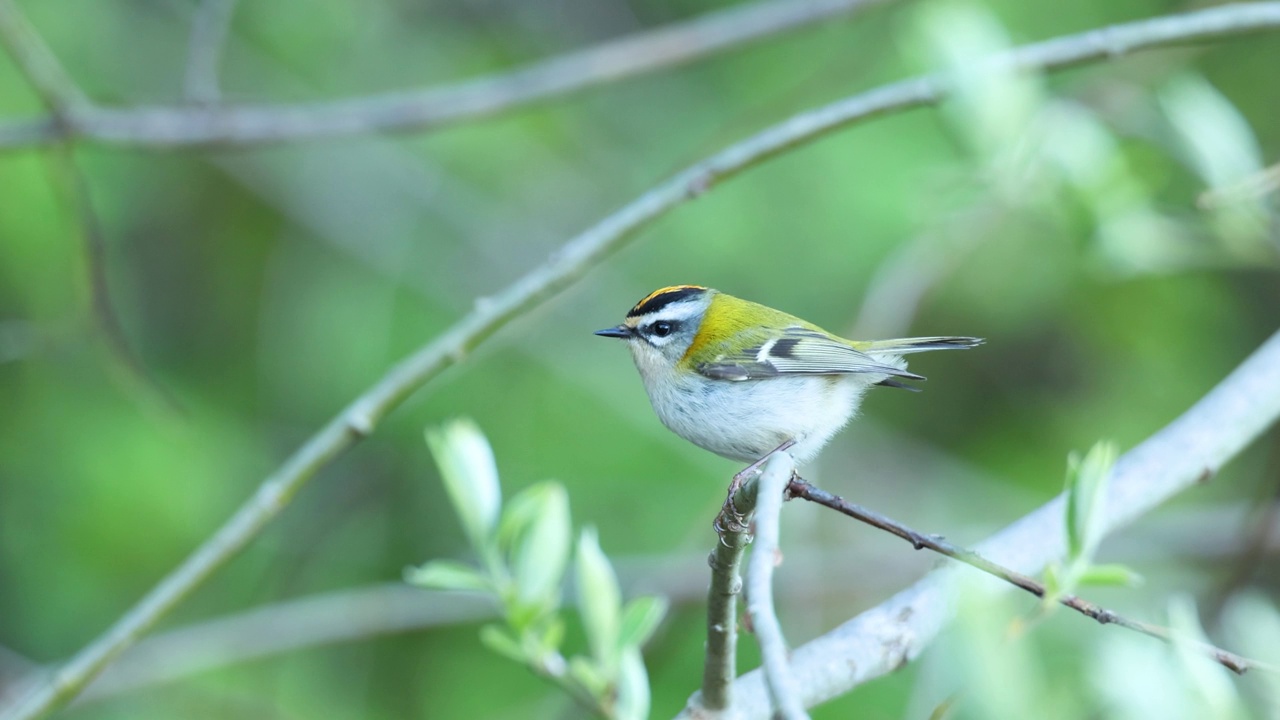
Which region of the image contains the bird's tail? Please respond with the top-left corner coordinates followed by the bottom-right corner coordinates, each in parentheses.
top-left (857, 336), bottom-right (984, 355)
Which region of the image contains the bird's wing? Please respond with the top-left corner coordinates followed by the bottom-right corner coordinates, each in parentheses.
top-left (695, 327), bottom-right (923, 382)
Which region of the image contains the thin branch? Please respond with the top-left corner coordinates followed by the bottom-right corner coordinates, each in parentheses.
top-left (745, 454), bottom-right (807, 720)
top-left (1, 0), bottom-right (180, 411)
top-left (700, 476), bottom-right (762, 712)
top-left (63, 584), bottom-right (491, 703)
top-left (686, 326), bottom-right (1280, 719)
top-left (786, 477), bottom-right (1273, 676)
top-left (0, 0), bottom-right (891, 149)
top-left (183, 0), bottom-right (239, 104)
top-left (46, 151), bottom-right (183, 414)
top-left (0, 0), bottom-right (88, 113)
top-left (8, 6), bottom-right (1280, 718)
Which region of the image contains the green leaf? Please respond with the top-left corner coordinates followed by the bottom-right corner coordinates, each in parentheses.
top-left (497, 484), bottom-right (544, 554)
top-left (538, 616), bottom-right (566, 654)
top-left (618, 596), bottom-right (668, 650)
top-left (511, 483), bottom-right (571, 608)
top-left (426, 420), bottom-right (501, 552)
top-left (1077, 563), bottom-right (1144, 588)
top-left (1065, 441), bottom-right (1117, 564)
top-left (614, 646), bottom-right (651, 720)
top-left (568, 655), bottom-right (608, 696)
top-left (403, 560), bottom-right (491, 592)
top-left (576, 527), bottom-right (622, 675)
top-left (1042, 562), bottom-right (1063, 608)
top-left (480, 624), bottom-right (527, 664)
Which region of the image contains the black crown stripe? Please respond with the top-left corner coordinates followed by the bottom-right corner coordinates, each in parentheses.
top-left (626, 285), bottom-right (707, 318)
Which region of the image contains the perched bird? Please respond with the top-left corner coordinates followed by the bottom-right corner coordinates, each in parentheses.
top-left (595, 285), bottom-right (981, 474)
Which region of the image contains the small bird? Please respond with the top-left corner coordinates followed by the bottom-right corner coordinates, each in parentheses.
top-left (595, 285), bottom-right (982, 475)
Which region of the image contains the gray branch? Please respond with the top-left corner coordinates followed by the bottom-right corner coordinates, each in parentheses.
top-left (0, 0), bottom-right (889, 148)
top-left (744, 453), bottom-right (807, 720)
top-left (183, 0), bottom-right (239, 104)
top-left (679, 327), bottom-right (1280, 718)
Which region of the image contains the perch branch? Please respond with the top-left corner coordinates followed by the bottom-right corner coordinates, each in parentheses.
top-left (699, 470), bottom-right (763, 711)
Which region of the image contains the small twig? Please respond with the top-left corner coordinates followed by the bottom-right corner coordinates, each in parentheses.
top-left (0, 0), bottom-right (889, 148)
top-left (0, 0), bottom-right (88, 113)
top-left (699, 472), bottom-right (762, 712)
top-left (786, 477), bottom-right (1275, 676)
top-left (1197, 162), bottom-right (1280, 209)
top-left (183, 0), bottom-right (239, 104)
top-left (746, 455), bottom-right (807, 720)
top-left (45, 151), bottom-right (183, 414)
top-left (1205, 428), bottom-right (1280, 619)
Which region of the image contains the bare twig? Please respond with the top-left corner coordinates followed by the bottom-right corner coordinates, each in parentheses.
top-left (183, 0), bottom-right (239, 104)
top-left (700, 473), bottom-right (762, 712)
top-left (786, 477), bottom-right (1273, 676)
top-left (685, 327), bottom-right (1280, 718)
top-left (8, 5), bottom-right (1280, 718)
top-left (0, 0), bottom-right (890, 149)
top-left (746, 454), bottom-right (808, 720)
top-left (0, 0), bottom-right (88, 113)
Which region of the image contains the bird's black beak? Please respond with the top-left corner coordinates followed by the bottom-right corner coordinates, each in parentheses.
top-left (594, 325), bottom-right (632, 339)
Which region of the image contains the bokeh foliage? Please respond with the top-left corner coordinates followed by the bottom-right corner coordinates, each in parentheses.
top-left (1, 0), bottom-right (1278, 717)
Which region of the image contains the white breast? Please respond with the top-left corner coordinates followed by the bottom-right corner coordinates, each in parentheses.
top-left (636, 362), bottom-right (889, 464)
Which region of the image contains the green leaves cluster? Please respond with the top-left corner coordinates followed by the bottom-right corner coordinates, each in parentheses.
top-left (913, 0), bottom-right (1276, 278)
top-left (406, 420), bottom-right (667, 720)
top-left (1043, 441), bottom-right (1141, 606)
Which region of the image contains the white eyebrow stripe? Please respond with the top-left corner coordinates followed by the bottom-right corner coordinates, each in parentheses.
top-left (756, 338), bottom-right (777, 363)
top-left (641, 301), bottom-right (702, 325)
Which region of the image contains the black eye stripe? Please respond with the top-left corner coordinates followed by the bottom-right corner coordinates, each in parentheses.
top-left (642, 320), bottom-right (679, 339)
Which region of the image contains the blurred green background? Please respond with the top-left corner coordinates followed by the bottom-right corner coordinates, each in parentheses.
top-left (1, 0), bottom-right (1278, 717)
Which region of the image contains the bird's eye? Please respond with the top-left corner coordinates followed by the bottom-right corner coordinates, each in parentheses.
top-left (651, 321), bottom-right (674, 338)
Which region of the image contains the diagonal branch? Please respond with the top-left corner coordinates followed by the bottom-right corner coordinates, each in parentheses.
top-left (786, 477), bottom-right (1275, 676)
top-left (8, 6), bottom-right (1280, 719)
top-left (684, 327), bottom-right (1280, 718)
top-left (0, 0), bottom-right (88, 112)
top-left (0, 0), bottom-right (890, 149)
